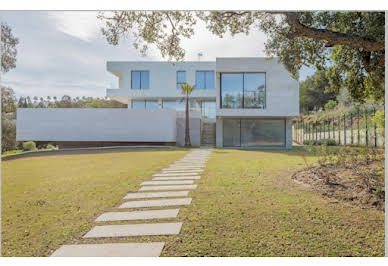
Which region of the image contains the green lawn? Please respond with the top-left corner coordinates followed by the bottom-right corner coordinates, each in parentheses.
top-left (161, 148), bottom-right (384, 256)
top-left (1, 148), bottom-right (189, 256)
top-left (1, 148), bottom-right (385, 257)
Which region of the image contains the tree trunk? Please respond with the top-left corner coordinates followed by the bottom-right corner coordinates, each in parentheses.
top-left (184, 94), bottom-right (191, 147)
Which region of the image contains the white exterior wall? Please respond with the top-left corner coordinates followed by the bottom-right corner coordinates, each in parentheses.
top-left (16, 108), bottom-right (176, 142)
top-left (106, 61), bottom-right (217, 104)
top-left (216, 57), bottom-right (299, 117)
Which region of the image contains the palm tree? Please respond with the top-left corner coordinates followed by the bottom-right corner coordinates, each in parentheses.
top-left (180, 83), bottom-right (194, 147)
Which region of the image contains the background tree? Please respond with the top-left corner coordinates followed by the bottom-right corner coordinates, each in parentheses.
top-left (98, 11), bottom-right (384, 103)
top-left (1, 22), bottom-right (19, 73)
top-left (299, 71), bottom-right (337, 113)
top-left (1, 87), bottom-right (17, 151)
top-left (1, 86), bottom-right (17, 113)
top-left (180, 83), bottom-right (194, 147)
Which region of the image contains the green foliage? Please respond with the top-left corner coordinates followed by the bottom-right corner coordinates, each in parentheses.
top-left (1, 114), bottom-right (17, 152)
top-left (99, 11), bottom-right (384, 103)
top-left (324, 100), bottom-right (337, 111)
top-left (262, 12), bottom-right (385, 103)
top-left (46, 144), bottom-right (57, 150)
top-left (98, 11), bottom-right (196, 61)
top-left (303, 139), bottom-right (337, 146)
top-left (22, 141), bottom-right (37, 151)
top-left (16, 95), bottom-right (127, 109)
top-left (1, 87), bottom-right (17, 113)
top-left (372, 109), bottom-right (385, 129)
top-left (299, 71), bottom-right (337, 113)
top-left (1, 22), bottom-right (19, 73)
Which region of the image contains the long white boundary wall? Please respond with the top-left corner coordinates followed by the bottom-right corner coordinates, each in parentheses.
top-left (16, 108), bottom-right (177, 142)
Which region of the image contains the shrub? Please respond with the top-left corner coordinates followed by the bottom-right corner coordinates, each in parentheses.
top-left (372, 109), bottom-right (385, 137)
top-left (22, 141), bottom-right (37, 151)
top-left (303, 139), bottom-right (337, 146)
top-left (324, 100), bottom-right (337, 111)
top-left (46, 144), bottom-right (57, 150)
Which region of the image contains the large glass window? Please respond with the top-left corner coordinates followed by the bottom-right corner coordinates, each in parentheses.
top-left (223, 119), bottom-right (285, 147)
top-left (243, 73), bottom-right (266, 108)
top-left (132, 100), bottom-right (159, 109)
top-left (176, 71), bottom-right (186, 89)
top-left (196, 71), bottom-right (215, 89)
top-left (221, 74), bottom-right (243, 108)
top-left (145, 100), bottom-right (159, 109)
top-left (241, 119), bottom-right (285, 147)
top-left (132, 100), bottom-right (146, 109)
top-left (223, 119), bottom-right (241, 147)
top-left (131, 71), bottom-right (149, 89)
top-left (162, 100), bottom-right (200, 111)
top-left (201, 101), bottom-right (216, 119)
top-left (221, 73), bottom-right (266, 109)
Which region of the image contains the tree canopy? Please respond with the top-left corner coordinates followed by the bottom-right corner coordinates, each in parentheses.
top-left (1, 22), bottom-right (19, 73)
top-left (98, 11), bottom-right (385, 103)
top-left (299, 71), bottom-right (337, 114)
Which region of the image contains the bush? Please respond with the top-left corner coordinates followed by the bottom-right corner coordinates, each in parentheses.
top-left (22, 141), bottom-right (37, 151)
top-left (324, 100), bottom-right (337, 110)
top-left (303, 139), bottom-right (337, 146)
top-left (372, 109), bottom-right (385, 132)
top-left (46, 144), bottom-right (57, 150)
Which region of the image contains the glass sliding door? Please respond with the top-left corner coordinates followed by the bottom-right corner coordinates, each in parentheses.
top-left (132, 100), bottom-right (146, 109)
top-left (241, 119), bottom-right (285, 147)
top-left (223, 118), bottom-right (286, 147)
top-left (223, 119), bottom-right (241, 147)
top-left (145, 100), bottom-right (159, 109)
top-left (221, 74), bottom-right (243, 108)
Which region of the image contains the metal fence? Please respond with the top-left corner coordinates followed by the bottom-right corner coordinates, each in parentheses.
top-left (293, 107), bottom-right (384, 147)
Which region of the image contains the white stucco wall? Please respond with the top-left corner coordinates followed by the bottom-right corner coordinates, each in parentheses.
top-left (216, 57), bottom-right (299, 117)
top-left (106, 61), bottom-right (217, 101)
top-left (16, 108), bottom-right (176, 142)
top-left (176, 111), bottom-right (201, 147)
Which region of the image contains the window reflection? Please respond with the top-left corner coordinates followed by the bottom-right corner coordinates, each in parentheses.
top-left (221, 73), bottom-right (266, 109)
top-left (131, 71), bottom-right (149, 89)
top-left (196, 71), bottom-right (215, 89)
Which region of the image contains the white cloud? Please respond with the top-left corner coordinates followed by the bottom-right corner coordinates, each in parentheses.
top-left (2, 11), bottom-right (306, 100)
top-left (48, 11), bottom-right (102, 42)
top-left (181, 21), bottom-right (268, 61)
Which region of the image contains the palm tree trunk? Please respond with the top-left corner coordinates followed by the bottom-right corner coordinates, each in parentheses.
top-left (185, 93), bottom-right (191, 147)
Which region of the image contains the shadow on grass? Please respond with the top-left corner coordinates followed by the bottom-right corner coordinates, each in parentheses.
top-left (2, 146), bottom-right (190, 161)
top-left (214, 147), bottom-right (316, 158)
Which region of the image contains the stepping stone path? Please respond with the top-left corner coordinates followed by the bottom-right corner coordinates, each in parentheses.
top-left (51, 148), bottom-right (212, 257)
top-left (141, 180), bottom-right (194, 185)
top-left (96, 209), bottom-right (180, 222)
top-left (139, 184), bottom-right (197, 191)
top-left (118, 198), bottom-right (192, 208)
top-left (152, 176), bottom-right (201, 180)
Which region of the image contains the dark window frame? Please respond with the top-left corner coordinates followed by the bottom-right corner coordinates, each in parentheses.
top-left (220, 72), bottom-right (266, 109)
top-left (131, 70), bottom-right (150, 89)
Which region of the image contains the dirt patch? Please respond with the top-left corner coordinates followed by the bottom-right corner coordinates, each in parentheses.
top-left (292, 162), bottom-right (385, 211)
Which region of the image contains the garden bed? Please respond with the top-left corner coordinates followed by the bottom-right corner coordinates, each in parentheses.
top-left (292, 161), bottom-right (385, 211)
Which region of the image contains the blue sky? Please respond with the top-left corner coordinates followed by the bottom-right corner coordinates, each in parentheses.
top-left (2, 11), bottom-right (314, 99)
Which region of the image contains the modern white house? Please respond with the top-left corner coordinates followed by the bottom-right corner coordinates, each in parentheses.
top-left (16, 57), bottom-right (299, 148)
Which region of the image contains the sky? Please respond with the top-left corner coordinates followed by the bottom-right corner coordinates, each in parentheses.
top-left (1, 11), bottom-right (313, 99)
